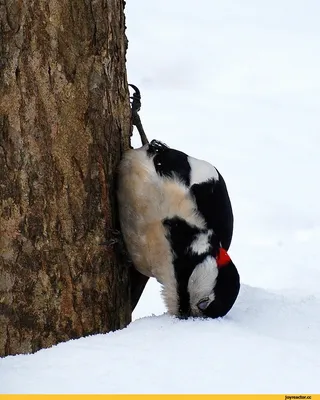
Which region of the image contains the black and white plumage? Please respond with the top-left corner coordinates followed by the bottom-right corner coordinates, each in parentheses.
top-left (117, 139), bottom-right (240, 319)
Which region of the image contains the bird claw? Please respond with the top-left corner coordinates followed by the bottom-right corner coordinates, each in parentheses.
top-left (128, 84), bottom-right (149, 146)
top-left (129, 84), bottom-right (141, 114)
top-left (99, 229), bottom-right (122, 247)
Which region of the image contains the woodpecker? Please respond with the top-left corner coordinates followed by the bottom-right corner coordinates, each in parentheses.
top-left (117, 85), bottom-right (240, 318)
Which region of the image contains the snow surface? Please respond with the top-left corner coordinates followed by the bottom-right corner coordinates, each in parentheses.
top-left (1, 0), bottom-right (320, 394)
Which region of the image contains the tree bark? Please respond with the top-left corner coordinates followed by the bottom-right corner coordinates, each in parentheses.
top-left (0, 0), bottom-right (131, 356)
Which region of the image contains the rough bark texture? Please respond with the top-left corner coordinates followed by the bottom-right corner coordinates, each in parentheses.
top-left (0, 0), bottom-right (132, 356)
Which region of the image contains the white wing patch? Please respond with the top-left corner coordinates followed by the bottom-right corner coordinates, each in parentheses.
top-left (190, 230), bottom-right (213, 255)
top-left (188, 256), bottom-right (218, 315)
top-left (188, 156), bottom-right (219, 185)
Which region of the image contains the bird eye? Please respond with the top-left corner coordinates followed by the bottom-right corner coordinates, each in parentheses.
top-left (197, 298), bottom-right (210, 311)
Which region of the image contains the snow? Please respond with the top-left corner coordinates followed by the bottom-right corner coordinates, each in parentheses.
top-left (1, 0), bottom-right (320, 394)
top-left (1, 292), bottom-right (320, 393)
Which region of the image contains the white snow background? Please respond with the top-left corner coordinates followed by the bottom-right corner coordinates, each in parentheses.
top-left (1, 0), bottom-right (320, 394)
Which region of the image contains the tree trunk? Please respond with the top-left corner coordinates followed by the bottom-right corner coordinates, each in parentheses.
top-left (0, 0), bottom-right (131, 356)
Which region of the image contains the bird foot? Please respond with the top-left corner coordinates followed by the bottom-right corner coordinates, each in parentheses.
top-left (129, 84), bottom-right (149, 146)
